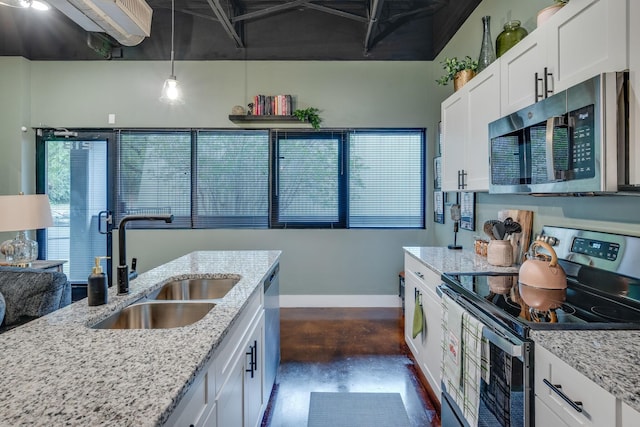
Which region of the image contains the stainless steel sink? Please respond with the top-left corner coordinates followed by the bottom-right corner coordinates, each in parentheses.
top-left (151, 277), bottom-right (240, 301)
top-left (92, 301), bottom-right (216, 329)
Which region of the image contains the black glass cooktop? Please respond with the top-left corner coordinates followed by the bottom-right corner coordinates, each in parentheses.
top-left (441, 272), bottom-right (640, 339)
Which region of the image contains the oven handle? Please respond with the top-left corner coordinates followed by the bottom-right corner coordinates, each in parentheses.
top-left (438, 284), bottom-right (523, 358)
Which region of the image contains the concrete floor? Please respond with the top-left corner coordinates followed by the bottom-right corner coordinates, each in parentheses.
top-left (262, 307), bottom-right (441, 427)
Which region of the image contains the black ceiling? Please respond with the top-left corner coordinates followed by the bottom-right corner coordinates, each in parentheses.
top-left (0, 0), bottom-right (481, 61)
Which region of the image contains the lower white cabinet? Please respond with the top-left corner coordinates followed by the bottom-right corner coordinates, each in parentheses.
top-left (621, 401), bottom-right (640, 427)
top-left (403, 253), bottom-right (442, 401)
top-left (165, 288), bottom-right (268, 427)
top-left (534, 345), bottom-right (615, 427)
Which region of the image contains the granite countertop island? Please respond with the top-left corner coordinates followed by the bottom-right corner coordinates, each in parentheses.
top-left (404, 246), bottom-right (640, 414)
top-left (0, 250), bottom-right (281, 426)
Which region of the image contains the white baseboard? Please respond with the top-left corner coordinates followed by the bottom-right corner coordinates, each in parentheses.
top-left (280, 294), bottom-right (402, 308)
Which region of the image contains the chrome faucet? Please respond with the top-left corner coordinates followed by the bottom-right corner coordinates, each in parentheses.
top-left (117, 214), bottom-right (174, 295)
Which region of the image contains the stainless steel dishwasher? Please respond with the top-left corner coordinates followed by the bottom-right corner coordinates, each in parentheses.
top-left (263, 263), bottom-right (280, 400)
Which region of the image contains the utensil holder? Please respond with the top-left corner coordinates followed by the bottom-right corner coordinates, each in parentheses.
top-left (487, 240), bottom-right (514, 266)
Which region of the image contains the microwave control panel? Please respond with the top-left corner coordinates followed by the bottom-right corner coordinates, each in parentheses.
top-left (569, 104), bottom-right (595, 179)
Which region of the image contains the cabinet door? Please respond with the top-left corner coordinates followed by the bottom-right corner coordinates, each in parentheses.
top-left (417, 284), bottom-right (442, 402)
top-left (404, 273), bottom-right (421, 359)
top-left (217, 357), bottom-right (244, 427)
top-left (244, 314), bottom-right (265, 427)
top-left (465, 61), bottom-right (500, 191)
top-left (441, 91), bottom-right (466, 191)
top-left (621, 401), bottom-right (640, 427)
top-left (548, 0), bottom-right (627, 93)
top-left (500, 29), bottom-right (547, 114)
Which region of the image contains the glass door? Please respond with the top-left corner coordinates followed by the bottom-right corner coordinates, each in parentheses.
top-left (36, 129), bottom-right (115, 300)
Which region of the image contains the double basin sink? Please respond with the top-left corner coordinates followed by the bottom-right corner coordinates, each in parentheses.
top-left (92, 277), bottom-right (240, 330)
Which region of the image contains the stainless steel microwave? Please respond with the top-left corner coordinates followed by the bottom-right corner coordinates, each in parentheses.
top-left (488, 72), bottom-right (627, 194)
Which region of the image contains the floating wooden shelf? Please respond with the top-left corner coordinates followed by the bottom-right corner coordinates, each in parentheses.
top-left (228, 115), bottom-right (304, 123)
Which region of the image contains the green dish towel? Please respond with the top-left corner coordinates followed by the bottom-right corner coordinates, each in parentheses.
top-left (412, 294), bottom-right (423, 339)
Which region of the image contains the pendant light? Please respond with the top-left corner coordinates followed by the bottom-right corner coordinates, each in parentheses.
top-left (0, 0), bottom-right (49, 10)
top-left (160, 0), bottom-right (183, 104)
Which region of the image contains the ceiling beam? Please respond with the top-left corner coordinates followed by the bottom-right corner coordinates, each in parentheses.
top-left (304, 3), bottom-right (368, 23)
top-left (363, 0), bottom-right (385, 54)
top-left (205, 0), bottom-right (244, 48)
top-left (232, 0), bottom-right (312, 23)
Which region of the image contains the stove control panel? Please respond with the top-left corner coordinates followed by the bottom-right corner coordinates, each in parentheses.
top-left (571, 237), bottom-right (619, 261)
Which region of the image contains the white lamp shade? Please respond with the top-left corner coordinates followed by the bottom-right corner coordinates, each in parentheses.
top-left (0, 194), bottom-right (54, 232)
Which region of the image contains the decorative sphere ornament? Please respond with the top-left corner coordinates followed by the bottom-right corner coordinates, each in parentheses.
top-left (231, 105), bottom-right (245, 115)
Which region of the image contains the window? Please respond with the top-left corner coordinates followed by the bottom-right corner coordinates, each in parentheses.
top-left (349, 130), bottom-right (424, 228)
top-left (272, 131), bottom-right (346, 228)
top-left (271, 129), bottom-right (424, 229)
top-left (195, 130), bottom-right (269, 228)
top-left (115, 128), bottom-right (424, 230)
top-left (116, 130), bottom-right (191, 227)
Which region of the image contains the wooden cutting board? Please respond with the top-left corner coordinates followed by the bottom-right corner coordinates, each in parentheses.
top-left (498, 209), bottom-right (534, 265)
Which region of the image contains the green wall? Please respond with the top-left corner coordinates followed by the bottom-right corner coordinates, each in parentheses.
top-left (1, 58), bottom-right (436, 299)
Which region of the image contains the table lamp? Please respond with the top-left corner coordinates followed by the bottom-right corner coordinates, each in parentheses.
top-left (0, 193), bottom-right (53, 267)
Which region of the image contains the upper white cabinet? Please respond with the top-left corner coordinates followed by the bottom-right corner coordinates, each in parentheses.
top-left (500, 0), bottom-right (628, 115)
top-left (441, 60), bottom-right (500, 192)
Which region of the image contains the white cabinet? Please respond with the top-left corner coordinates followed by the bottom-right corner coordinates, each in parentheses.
top-left (403, 253), bottom-right (442, 401)
top-left (621, 401), bottom-right (640, 427)
top-left (534, 345), bottom-right (616, 427)
top-left (166, 288), bottom-right (268, 427)
top-left (441, 60), bottom-right (500, 192)
top-left (500, 0), bottom-right (627, 115)
top-left (243, 312), bottom-right (265, 427)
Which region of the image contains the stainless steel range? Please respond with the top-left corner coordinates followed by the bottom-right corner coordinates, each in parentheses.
top-left (438, 226), bottom-right (640, 427)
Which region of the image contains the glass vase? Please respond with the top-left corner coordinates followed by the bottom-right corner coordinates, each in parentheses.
top-left (477, 15), bottom-right (496, 73)
top-left (496, 20), bottom-right (528, 58)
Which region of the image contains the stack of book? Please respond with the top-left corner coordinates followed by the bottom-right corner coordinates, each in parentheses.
top-left (251, 94), bottom-right (293, 116)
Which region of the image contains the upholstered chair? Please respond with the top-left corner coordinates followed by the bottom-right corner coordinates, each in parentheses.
top-left (0, 266), bottom-right (71, 333)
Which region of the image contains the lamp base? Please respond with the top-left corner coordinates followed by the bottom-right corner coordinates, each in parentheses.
top-left (0, 231), bottom-right (38, 266)
top-left (447, 245), bottom-right (463, 250)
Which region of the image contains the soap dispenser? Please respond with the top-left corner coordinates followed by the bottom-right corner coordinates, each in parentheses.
top-left (88, 256), bottom-right (109, 306)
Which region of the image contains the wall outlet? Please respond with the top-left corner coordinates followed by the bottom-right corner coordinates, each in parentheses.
top-left (108, 113), bottom-right (116, 124)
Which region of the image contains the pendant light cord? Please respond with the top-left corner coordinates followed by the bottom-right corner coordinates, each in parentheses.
top-left (170, 0), bottom-right (175, 77)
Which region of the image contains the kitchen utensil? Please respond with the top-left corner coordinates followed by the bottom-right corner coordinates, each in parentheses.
top-left (503, 217), bottom-right (522, 237)
top-left (492, 221), bottom-right (506, 240)
top-left (518, 241), bottom-right (567, 290)
top-left (483, 221), bottom-right (497, 240)
top-left (498, 209), bottom-right (534, 264)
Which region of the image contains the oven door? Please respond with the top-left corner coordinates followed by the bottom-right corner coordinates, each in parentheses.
top-left (439, 285), bottom-right (533, 427)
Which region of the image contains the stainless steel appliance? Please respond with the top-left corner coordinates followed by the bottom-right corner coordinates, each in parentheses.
top-left (263, 263), bottom-right (280, 400)
top-left (439, 226), bottom-right (640, 427)
top-left (488, 72), bottom-right (627, 194)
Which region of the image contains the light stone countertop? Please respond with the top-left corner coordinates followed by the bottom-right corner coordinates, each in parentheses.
top-left (403, 246), bottom-right (520, 276)
top-left (404, 246), bottom-right (640, 414)
top-left (0, 250), bottom-right (281, 426)
top-left (531, 330), bottom-right (640, 413)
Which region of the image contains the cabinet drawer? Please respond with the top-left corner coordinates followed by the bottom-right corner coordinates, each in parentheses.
top-left (535, 345), bottom-right (615, 427)
top-left (404, 254), bottom-right (440, 293)
top-left (169, 371), bottom-right (210, 427)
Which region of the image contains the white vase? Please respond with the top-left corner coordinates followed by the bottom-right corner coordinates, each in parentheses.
top-left (537, 4), bottom-right (565, 28)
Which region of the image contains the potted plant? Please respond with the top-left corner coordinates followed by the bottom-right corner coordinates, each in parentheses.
top-left (436, 56), bottom-right (479, 91)
top-left (293, 107), bottom-right (322, 130)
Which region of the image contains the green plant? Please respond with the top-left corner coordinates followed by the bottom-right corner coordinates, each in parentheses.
top-left (435, 56), bottom-right (478, 86)
top-left (293, 107), bottom-right (322, 130)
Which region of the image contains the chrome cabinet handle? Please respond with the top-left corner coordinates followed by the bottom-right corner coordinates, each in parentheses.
top-left (543, 379), bottom-right (583, 413)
